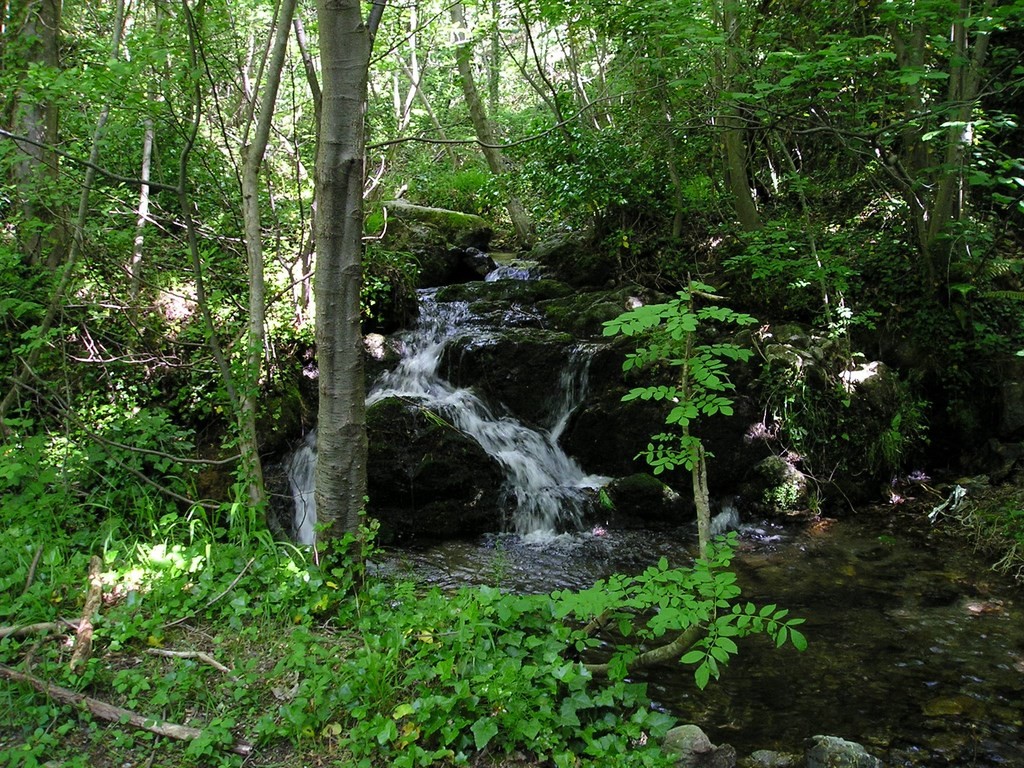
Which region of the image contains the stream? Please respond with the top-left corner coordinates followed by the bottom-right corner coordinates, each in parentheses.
top-left (379, 510), bottom-right (1024, 767)
top-left (289, 269), bottom-right (1024, 766)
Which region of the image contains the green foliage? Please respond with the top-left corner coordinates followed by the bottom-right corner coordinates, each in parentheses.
top-left (553, 533), bottom-right (806, 690)
top-left (362, 246), bottom-right (420, 328)
top-left (602, 282), bottom-right (756, 474)
top-left (516, 120), bottom-right (669, 229)
top-left (406, 164), bottom-right (504, 217)
top-left (270, 583), bottom-right (676, 767)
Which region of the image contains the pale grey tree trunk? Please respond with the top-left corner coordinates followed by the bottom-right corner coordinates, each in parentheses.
top-left (10, 0), bottom-right (65, 268)
top-left (130, 116), bottom-right (154, 302)
top-left (313, 0), bottom-right (385, 540)
top-left (451, 2), bottom-right (535, 247)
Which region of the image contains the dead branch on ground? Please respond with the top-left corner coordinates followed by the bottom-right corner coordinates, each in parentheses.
top-left (0, 663), bottom-right (253, 756)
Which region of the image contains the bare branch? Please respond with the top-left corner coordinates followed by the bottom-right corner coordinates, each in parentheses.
top-left (0, 663), bottom-right (253, 756)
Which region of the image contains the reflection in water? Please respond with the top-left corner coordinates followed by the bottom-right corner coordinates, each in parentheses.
top-left (378, 510), bottom-right (1024, 767)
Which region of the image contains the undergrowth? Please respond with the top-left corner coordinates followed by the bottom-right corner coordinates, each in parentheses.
top-left (0, 422), bottom-right (804, 767)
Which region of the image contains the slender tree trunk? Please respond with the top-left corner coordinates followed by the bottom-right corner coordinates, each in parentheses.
top-left (237, 0), bottom-right (299, 509)
top-left (889, 0), bottom-right (993, 288)
top-left (129, 116), bottom-right (154, 302)
top-left (313, 0), bottom-right (385, 540)
top-left (488, 0), bottom-right (500, 113)
top-left (0, 0), bottom-right (123, 430)
top-left (293, 13), bottom-right (320, 320)
top-left (451, 2), bottom-right (534, 246)
top-left (713, 0), bottom-right (761, 232)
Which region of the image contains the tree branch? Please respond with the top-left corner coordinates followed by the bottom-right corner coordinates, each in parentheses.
top-left (585, 624), bottom-right (703, 679)
top-left (0, 128), bottom-right (178, 193)
top-left (0, 663), bottom-right (253, 756)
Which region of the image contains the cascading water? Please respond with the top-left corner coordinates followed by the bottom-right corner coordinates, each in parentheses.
top-left (285, 432), bottom-right (317, 546)
top-left (286, 275), bottom-right (607, 541)
top-left (367, 288), bottom-right (607, 537)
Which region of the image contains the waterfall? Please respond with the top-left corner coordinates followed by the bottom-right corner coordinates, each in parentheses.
top-left (367, 289), bottom-right (607, 536)
top-left (286, 283), bottom-right (607, 541)
top-left (285, 431), bottom-right (317, 545)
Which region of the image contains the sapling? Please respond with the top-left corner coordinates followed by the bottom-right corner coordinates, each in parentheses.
top-left (603, 280), bottom-right (756, 552)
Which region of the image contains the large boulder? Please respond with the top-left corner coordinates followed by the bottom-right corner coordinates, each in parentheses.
top-left (440, 327), bottom-right (577, 428)
top-left (530, 231), bottom-right (618, 288)
top-left (561, 338), bottom-right (771, 504)
top-left (662, 724), bottom-right (737, 768)
top-left (367, 397), bottom-right (503, 539)
top-left (539, 285), bottom-right (666, 338)
top-left (604, 473), bottom-right (687, 527)
top-left (379, 200), bottom-right (494, 287)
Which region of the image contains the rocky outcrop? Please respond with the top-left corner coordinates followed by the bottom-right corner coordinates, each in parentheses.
top-left (530, 231), bottom-right (619, 288)
top-left (663, 724), bottom-right (737, 768)
top-left (441, 328), bottom-right (577, 428)
top-left (378, 200), bottom-right (495, 287)
top-left (366, 397), bottom-right (504, 540)
top-left (604, 473), bottom-right (687, 527)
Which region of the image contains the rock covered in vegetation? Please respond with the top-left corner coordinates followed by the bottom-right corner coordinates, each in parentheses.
top-left (740, 751), bottom-right (799, 767)
top-left (539, 285), bottom-right (665, 337)
top-left (366, 397), bottom-right (503, 539)
top-left (663, 724), bottom-right (737, 767)
top-left (804, 735), bottom-right (882, 768)
top-left (530, 231), bottom-right (620, 288)
top-left (378, 200), bottom-right (494, 287)
top-left (604, 472), bottom-right (686, 527)
top-left (742, 454), bottom-right (810, 515)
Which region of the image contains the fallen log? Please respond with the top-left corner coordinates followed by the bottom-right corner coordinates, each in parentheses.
top-left (0, 663), bottom-right (253, 756)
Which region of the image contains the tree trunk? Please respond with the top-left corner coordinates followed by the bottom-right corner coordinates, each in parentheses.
top-left (237, 0), bottom-right (299, 510)
top-left (0, 0), bottom-right (122, 430)
top-left (9, 0), bottom-right (66, 268)
top-left (313, 0), bottom-right (382, 540)
top-left (451, 2), bottom-right (534, 247)
top-left (129, 116), bottom-right (154, 302)
top-left (713, 0), bottom-right (761, 232)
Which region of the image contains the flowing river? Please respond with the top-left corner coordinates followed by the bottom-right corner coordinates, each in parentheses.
top-left (378, 508), bottom-right (1024, 767)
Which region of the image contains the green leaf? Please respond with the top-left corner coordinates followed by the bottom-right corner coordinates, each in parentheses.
top-left (471, 717), bottom-right (498, 750)
top-left (694, 663), bottom-right (711, 689)
top-left (680, 650), bottom-right (706, 665)
top-left (789, 628), bottom-right (808, 651)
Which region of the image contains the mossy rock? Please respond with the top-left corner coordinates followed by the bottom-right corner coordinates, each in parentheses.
top-left (435, 278), bottom-right (573, 305)
top-left (440, 327), bottom-right (577, 427)
top-left (366, 397), bottom-right (503, 539)
top-left (539, 286), bottom-right (667, 337)
top-left (383, 200), bottom-right (492, 250)
top-left (605, 473), bottom-right (686, 526)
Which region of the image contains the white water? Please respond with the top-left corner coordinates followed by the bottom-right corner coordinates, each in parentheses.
top-left (285, 431), bottom-right (317, 545)
top-left (367, 289), bottom-right (608, 535)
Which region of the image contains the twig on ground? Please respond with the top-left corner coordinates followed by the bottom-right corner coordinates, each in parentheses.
top-left (22, 545), bottom-right (44, 595)
top-left (0, 663), bottom-right (253, 756)
top-left (69, 556), bottom-right (104, 673)
top-left (145, 648), bottom-right (237, 678)
top-left (0, 619), bottom-right (80, 640)
top-left (163, 557), bottom-right (256, 628)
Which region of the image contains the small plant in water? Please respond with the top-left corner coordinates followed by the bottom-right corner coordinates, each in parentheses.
top-left (603, 280), bottom-right (756, 551)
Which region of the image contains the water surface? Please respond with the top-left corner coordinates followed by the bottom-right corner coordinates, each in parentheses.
top-left (380, 507), bottom-right (1024, 766)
